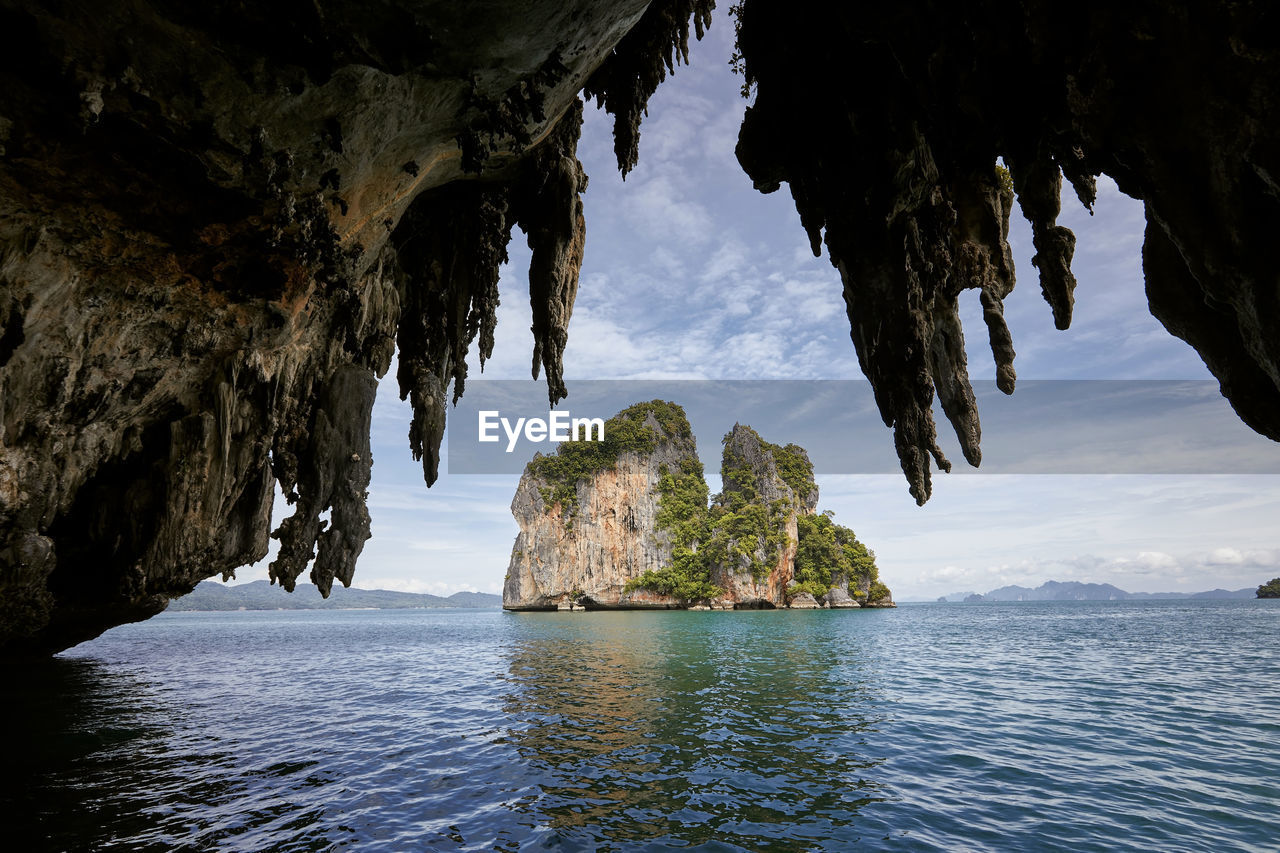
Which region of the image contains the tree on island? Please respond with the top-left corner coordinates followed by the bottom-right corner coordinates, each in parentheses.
top-left (1257, 578), bottom-right (1280, 599)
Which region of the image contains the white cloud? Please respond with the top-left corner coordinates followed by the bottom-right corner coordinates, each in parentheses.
top-left (818, 474), bottom-right (1280, 600)
top-left (619, 171), bottom-right (714, 245)
top-left (357, 576), bottom-right (501, 596)
top-left (1209, 547), bottom-right (1245, 565)
top-left (700, 238), bottom-right (748, 282)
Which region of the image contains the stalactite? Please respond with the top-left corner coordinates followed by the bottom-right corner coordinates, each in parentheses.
top-left (583, 0), bottom-right (715, 177)
top-left (269, 365), bottom-right (377, 595)
top-left (954, 170), bottom-right (1019, 400)
top-left (391, 100), bottom-right (588, 485)
top-left (733, 0), bottom-right (1104, 503)
top-left (514, 99), bottom-right (589, 405)
top-left (392, 185), bottom-right (514, 486)
top-left (1006, 149), bottom-right (1078, 330)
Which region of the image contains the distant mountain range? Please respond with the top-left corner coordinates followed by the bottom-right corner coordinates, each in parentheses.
top-left (166, 580), bottom-right (502, 611)
top-left (933, 580), bottom-right (1256, 603)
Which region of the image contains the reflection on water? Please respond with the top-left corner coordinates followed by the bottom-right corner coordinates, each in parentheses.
top-left (3, 655), bottom-right (344, 852)
top-left (4, 603), bottom-right (1279, 851)
top-left (501, 612), bottom-right (887, 848)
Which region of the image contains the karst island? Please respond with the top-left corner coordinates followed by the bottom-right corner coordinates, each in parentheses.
top-left (503, 400), bottom-right (893, 611)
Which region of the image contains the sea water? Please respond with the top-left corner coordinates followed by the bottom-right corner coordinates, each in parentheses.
top-left (4, 601), bottom-right (1278, 851)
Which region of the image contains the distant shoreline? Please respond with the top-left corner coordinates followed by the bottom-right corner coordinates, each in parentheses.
top-left (164, 606), bottom-right (502, 613)
top-left (921, 579), bottom-right (1259, 603)
top-left (165, 580), bottom-right (502, 612)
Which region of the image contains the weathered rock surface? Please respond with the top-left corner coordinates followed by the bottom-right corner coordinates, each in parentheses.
top-left (503, 405), bottom-right (695, 610)
top-left (733, 0), bottom-right (1280, 504)
top-left (706, 424), bottom-right (816, 609)
top-left (503, 406), bottom-right (892, 610)
top-left (787, 591), bottom-right (820, 609)
top-left (0, 0), bottom-right (706, 654)
top-left (1, 0), bottom-right (1272, 651)
top-left (820, 576), bottom-right (860, 609)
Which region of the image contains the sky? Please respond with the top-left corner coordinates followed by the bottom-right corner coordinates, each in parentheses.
top-left (226, 19), bottom-right (1279, 600)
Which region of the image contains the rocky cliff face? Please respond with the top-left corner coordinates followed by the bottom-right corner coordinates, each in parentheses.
top-left (503, 403), bottom-right (697, 610)
top-left (504, 406), bottom-right (892, 610)
top-left (705, 424), bottom-right (816, 608)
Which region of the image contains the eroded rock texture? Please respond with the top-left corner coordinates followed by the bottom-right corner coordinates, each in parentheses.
top-left (584, 0), bottom-right (715, 176)
top-left (503, 408), bottom-right (891, 610)
top-left (0, 0), bottom-right (712, 654)
top-left (705, 424), bottom-right (816, 609)
top-left (733, 0), bottom-right (1280, 503)
top-left (503, 407), bottom-right (697, 610)
top-left (392, 99), bottom-right (589, 488)
top-left (2, 0), bottom-right (1277, 652)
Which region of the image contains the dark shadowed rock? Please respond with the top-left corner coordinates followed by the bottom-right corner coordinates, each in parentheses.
top-left (733, 0), bottom-right (1280, 503)
top-left (0, 0), bottom-right (705, 654)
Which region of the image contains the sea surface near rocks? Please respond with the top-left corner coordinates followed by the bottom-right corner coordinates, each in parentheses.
top-left (5, 601), bottom-right (1278, 851)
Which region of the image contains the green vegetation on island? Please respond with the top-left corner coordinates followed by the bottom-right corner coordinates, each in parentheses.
top-left (791, 511), bottom-right (879, 600)
top-left (626, 421), bottom-right (883, 606)
top-left (517, 402), bottom-right (889, 610)
top-left (699, 500), bottom-right (789, 583)
top-left (719, 424), bottom-right (814, 501)
top-left (528, 400), bottom-right (692, 515)
top-left (708, 425), bottom-right (804, 581)
top-left (625, 456), bottom-right (723, 601)
top-left (1257, 577), bottom-right (1280, 598)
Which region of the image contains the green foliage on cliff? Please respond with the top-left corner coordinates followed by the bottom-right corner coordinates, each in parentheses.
top-left (995, 163), bottom-right (1014, 196)
top-left (719, 425), bottom-right (813, 504)
top-left (701, 501), bottom-right (789, 582)
top-left (1257, 577), bottom-right (1280, 598)
top-left (719, 446), bottom-right (756, 504)
top-left (654, 457), bottom-right (710, 541)
top-left (793, 511), bottom-right (880, 600)
top-left (618, 413), bottom-right (889, 606)
top-left (793, 512), bottom-right (840, 598)
top-left (626, 546), bottom-right (720, 602)
top-left (727, 3), bottom-right (753, 98)
top-left (770, 442), bottom-right (814, 500)
top-left (529, 399), bottom-right (691, 515)
top-left (627, 457), bottom-right (721, 601)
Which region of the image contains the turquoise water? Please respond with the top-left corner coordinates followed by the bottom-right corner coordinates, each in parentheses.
top-left (4, 601), bottom-right (1278, 851)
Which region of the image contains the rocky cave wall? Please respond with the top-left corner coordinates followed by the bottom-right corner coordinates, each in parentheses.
top-left (0, 0), bottom-right (708, 653)
top-left (1, 0), bottom-right (1277, 652)
top-left (733, 0), bottom-right (1280, 503)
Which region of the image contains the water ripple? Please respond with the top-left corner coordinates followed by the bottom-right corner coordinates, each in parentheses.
top-left (3, 602), bottom-right (1278, 851)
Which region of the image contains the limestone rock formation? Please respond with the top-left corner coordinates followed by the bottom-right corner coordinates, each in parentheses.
top-left (503, 404), bottom-right (892, 610)
top-left (704, 424), bottom-right (816, 609)
top-left (503, 401), bottom-right (697, 610)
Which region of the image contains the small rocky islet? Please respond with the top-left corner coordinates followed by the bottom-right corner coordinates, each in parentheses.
top-left (503, 400), bottom-right (893, 611)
